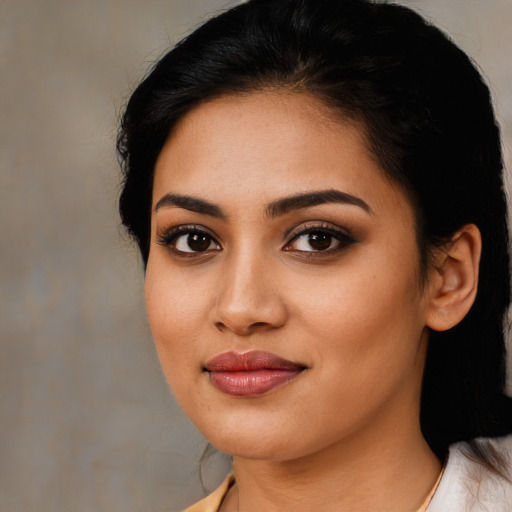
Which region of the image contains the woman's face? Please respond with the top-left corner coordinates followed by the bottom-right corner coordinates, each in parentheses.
top-left (145, 92), bottom-right (433, 461)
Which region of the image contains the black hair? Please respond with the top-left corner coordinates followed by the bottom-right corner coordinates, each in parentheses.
top-left (118, 0), bottom-right (512, 472)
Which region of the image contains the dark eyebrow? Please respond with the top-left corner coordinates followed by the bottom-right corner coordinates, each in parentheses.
top-left (266, 189), bottom-right (371, 217)
top-left (155, 193), bottom-right (226, 219)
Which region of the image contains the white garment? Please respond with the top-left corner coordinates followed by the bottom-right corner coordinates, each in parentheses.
top-left (428, 435), bottom-right (512, 512)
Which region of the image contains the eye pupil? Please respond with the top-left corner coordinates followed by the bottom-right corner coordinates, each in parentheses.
top-left (188, 233), bottom-right (210, 251)
top-left (308, 232), bottom-right (331, 250)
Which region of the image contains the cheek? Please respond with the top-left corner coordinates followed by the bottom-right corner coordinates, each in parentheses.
top-left (293, 248), bottom-right (425, 378)
top-left (144, 261), bottom-right (208, 385)
top-left (298, 260), bottom-right (420, 332)
top-left (291, 271), bottom-right (426, 441)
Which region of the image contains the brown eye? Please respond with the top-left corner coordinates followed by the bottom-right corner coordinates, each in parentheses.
top-left (284, 225), bottom-right (357, 254)
top-left (307, 232), bottom-right (332, 251)
top-left (289, 231), bottom-right (338, 252)
top-left (186, 233), bottom-right (211, 251)
top-left (174, 232), bottom-right (218, 253)
top-left (157, 225), bottom-right (222, 255)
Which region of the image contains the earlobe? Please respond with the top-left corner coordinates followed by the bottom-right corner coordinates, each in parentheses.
top-left (426, 224), bottom-right (481, 332)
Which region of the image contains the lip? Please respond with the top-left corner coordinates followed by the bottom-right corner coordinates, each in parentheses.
top-left (204, 350), bottom-right (306, 397)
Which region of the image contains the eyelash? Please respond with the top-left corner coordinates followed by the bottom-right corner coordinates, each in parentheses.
top-left (156, 223), bottom-right (357, 258)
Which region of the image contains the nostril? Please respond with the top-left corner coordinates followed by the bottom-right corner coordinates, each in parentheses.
top-left (213, 319), bottom-right (280, 336)
top-left (214, 321), bottom-right (226, 332)
top-left (251, 321), bottom-right (270, 329)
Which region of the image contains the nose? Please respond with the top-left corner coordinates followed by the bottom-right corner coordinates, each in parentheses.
top-left (210, 250), bottom-right (288, 336)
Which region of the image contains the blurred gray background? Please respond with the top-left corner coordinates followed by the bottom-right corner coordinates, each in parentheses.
top-left (1, 1), bottom-right (511, 511)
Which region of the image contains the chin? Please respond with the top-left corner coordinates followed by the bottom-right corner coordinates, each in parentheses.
top-left (212, 435), bottom-right (305, 461)
top-left (194, 414), bottom-right (326, 462)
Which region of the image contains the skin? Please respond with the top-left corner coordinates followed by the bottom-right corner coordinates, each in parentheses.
top-left (144, 92), bottom-right (472, 511)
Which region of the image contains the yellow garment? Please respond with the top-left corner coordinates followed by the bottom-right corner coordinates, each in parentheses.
top-left (184, 474), bottom-right (235, 512)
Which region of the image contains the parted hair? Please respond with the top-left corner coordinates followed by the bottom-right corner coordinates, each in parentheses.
top-left (118, 0), bottom-right (512, 470)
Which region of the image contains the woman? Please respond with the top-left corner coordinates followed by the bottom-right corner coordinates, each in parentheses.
top-left (117, 0), bottom-right (512, 510)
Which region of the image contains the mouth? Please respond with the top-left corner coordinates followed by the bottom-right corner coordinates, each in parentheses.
top-left (203, 350), bottom-right (307, 397)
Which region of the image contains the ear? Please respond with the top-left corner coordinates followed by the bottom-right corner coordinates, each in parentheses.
top-left (426, 224), bottom-right (481, 332)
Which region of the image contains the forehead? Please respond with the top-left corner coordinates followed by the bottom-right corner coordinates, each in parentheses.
top-left (153, 91), bottom-right (411, 219)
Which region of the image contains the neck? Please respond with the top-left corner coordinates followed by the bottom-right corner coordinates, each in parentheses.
top-left (222, 412), bottom-right (441, 512)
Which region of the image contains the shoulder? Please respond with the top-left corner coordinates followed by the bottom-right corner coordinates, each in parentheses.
top-left (428, 435), bottom-right (512, 512)
top-left (182, 474), bottom-right (235, 512)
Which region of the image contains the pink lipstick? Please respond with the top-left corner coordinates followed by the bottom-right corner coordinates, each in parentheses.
top-left (204, 350), bottom-right (305, 397)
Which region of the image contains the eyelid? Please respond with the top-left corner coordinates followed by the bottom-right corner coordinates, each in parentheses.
top-left (285, 221), bottom-right (353, 241)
